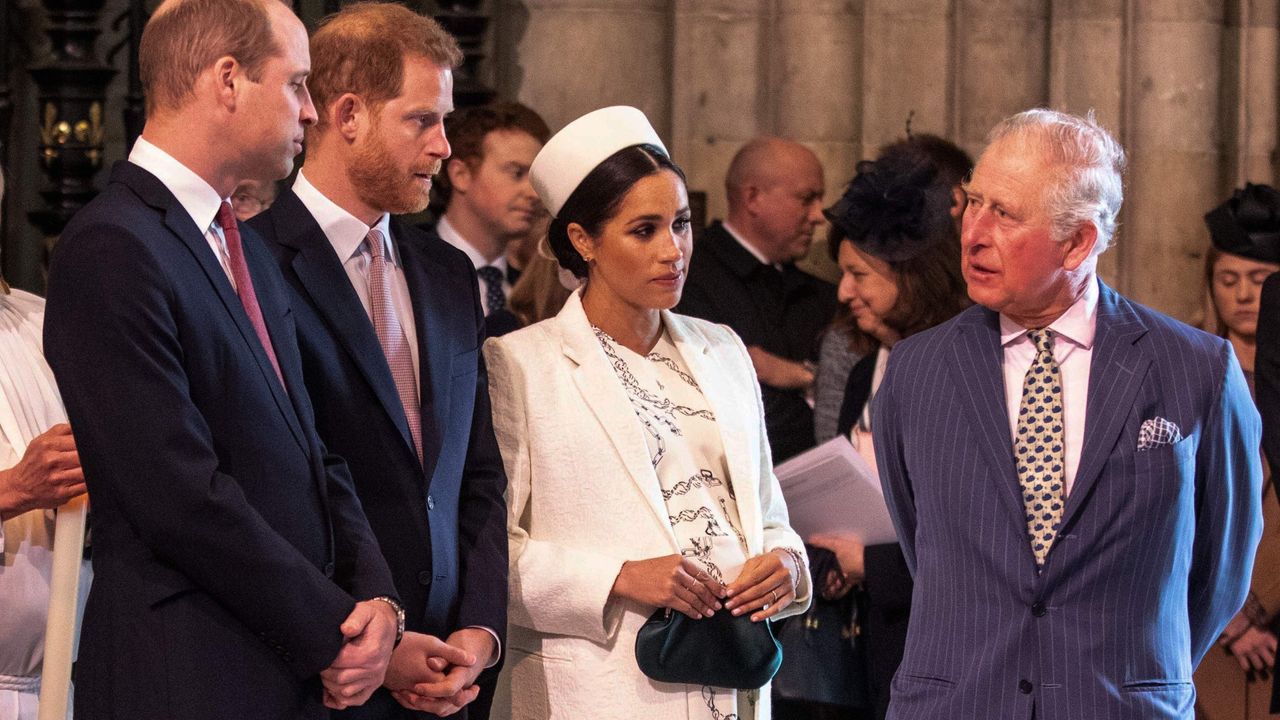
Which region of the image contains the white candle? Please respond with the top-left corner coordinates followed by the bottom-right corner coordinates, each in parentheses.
top-left (37, 494), bottom-right (88, 720)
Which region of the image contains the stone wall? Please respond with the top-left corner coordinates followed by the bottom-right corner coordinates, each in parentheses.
top-left (491, 0), bottom-right (1280, 321)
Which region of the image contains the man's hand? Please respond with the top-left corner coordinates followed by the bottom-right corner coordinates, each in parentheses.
top-left (320, 600), bottom-right (398, 709)
top-left (389, 628), bottom-right (494, 716)
top-left (0, 423), bottom-right (85, 521)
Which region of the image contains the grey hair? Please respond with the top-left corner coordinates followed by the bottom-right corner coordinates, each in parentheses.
top-left (986, 108), bottom-right (1126, 255)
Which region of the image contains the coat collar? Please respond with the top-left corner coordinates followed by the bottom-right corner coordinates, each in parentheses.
top-left (111, 161), bottom-right (307, 454)
top-left (269, 189), bottom-right (442, 473)
top-left (553, 291), bottom-right (766, 552)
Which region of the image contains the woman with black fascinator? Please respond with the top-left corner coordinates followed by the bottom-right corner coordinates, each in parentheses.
top-left (1193, 183), bottom-right (1280, 720)
top-left (774, 139), bottom-right (971, 720)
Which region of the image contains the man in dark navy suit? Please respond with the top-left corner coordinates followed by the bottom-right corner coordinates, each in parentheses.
top-left (251, 4), bottom-right (507, 718)
top-left (875, 109), bottom-right (1263, 720)
top-left (43, 1), bottom-right (400, 718)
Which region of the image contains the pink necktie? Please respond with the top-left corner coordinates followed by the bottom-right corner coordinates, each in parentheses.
top-left (216, 201), bottom-right (284, 387)
top-left (366, 228), bottom-right (423, 463)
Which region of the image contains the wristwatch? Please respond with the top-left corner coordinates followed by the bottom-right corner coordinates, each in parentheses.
top-left (369, 595), bottom-right (405, 648)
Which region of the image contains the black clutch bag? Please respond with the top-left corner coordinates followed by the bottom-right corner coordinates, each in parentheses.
top-left (634, 607), bottom-right (783, 690)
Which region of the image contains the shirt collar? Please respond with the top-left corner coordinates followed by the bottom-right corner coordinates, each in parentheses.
top-left (999, 275), bottom-right (1100, 350)
top-left (128, 137), bottom-right (225, 236)
top-left (293, 171), bottom-right (396, 266)
top-left (721, 221), bottom-right (779, 269)
top-left (436, 215), bottom-right (507, 273)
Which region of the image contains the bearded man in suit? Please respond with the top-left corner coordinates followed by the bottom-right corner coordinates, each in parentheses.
top-left (875, 109), bottom-right (1263, 720)
top-left (250, 4), bottom-right (507, 718)
top-left (43, 1), bottom-right (400, 717)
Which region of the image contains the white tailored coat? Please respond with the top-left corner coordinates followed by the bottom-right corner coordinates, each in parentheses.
top-left (484, 290), bottom-right (811, 720)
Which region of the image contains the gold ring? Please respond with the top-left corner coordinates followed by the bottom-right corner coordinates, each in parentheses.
top-left (770, 589), bottom-right (779, 605)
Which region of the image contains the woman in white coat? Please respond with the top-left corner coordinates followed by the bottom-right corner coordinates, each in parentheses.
top-left (485, 107), bottom-right (812, 720)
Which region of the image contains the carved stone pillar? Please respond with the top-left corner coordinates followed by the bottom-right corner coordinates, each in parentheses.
top-left (861, 0), bottom-right (953, 158)
top-left (27, 0), bottom-right (116, 244)
top-left (1223, 0), bottom-right (1278, 187)
top-left (670, 0), bottom-right (769, 224)
top-left (954, 0), bottom-right (1049, 152)
top-left (513, 0), bottom-right (672, 139)
top-left (1049, 0), bottom-right (1126, 286)
top-left (1124, 0), bottom-right (1223, 320)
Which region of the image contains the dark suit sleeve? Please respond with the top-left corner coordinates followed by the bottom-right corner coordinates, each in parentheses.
top-left (45, 225), bottom-right (355, 678)
top-left (457, 283), bottom-right (510, 643)
top-left (1257, 274), bottom-right (1280, 477)
top-left (872, 352), bottom-right (918, 576)
top-left (1187, 342), bottom-right (1264, 665)
top-left (324, 452), bottom-right (398, 602)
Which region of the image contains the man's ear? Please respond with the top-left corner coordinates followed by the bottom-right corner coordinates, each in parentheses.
top-left (1062, 221), bottom-right (1099, 271)
top-left (332, 94), bottom-right (365, 143)
top-left (212, 56), bottom-right (239, 110)
top-left (448, 158), bottom-right (474, 195)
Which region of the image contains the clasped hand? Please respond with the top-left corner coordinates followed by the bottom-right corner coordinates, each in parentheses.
top-left (611, 550), bottom-right (797, 622)
top-left (387, 628), bottom-right (494, 716)
top-left (320, 600), bottom-right (399, 709)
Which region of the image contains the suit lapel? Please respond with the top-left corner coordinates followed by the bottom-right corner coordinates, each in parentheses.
top-left (273, 192), bottom-right (418, 461)
top-left (396, 226), bottom-right (446, 482)
top-left (666, 313), bottom-right (764, 553)
top-left (557, 293), bottom-right (679, 550)
top-left (1057, 282), bottom-right (1150, 532)
top-left (947, 308), bottom-right (1030, 537)
top-left (120, 163), bottom-right (306, 453)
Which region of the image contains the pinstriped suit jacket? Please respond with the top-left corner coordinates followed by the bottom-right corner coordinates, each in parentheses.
top-left (873, 281), bottom-right (1263, 720)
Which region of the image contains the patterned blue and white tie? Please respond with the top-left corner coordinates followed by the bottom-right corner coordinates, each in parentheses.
top-left (477, 265), bottom-right (506, 314)
top-left (1015, 329), bottom-right (1066, 565)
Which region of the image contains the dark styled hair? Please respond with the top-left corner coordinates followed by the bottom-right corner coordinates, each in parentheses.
top-left (548, 144), bottom-right (687, 278)
top-left (826, 140), bottom-right (970, 355)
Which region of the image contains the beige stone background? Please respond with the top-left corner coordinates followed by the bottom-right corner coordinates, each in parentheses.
top-left (2, 0), bottom-right (1277, 322)
top-left (487, 0), bottom-right (1280, 322)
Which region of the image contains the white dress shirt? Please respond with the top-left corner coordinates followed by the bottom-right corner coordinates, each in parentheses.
top-left (292, 172), bottom-right (420, 392)
top-left (435, 215), bottom-right (510, 316)
top-left (1000, 277), bottom-right (1099, 497)
top-left (128, 137), bottom-right (236, 288)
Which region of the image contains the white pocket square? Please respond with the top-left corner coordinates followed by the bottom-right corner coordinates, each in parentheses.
top-left (1137, 417), bottom-right (1182, 451)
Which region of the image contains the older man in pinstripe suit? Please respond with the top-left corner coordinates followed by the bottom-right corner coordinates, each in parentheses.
top-left (873, 109), bottom-right (1263, 720)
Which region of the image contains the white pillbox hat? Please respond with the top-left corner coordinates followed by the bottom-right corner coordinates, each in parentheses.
top-left (530, 106), bottom-right (668, 218)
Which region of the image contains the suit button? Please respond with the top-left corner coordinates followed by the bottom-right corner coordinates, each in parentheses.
top-left (417, 570), bottom-right (433, 586)
top-left (1018, 679), bottom-right (1033, 694)
top-left (1031, 601), bottom-right (1046, 617)
top-left (323, 562), bottom-right (335, 578)
top-left (427, 495), bottom-right (436, 511)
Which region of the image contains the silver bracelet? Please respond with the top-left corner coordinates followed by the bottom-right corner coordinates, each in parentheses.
top-left (777, 546), bottom-right (805, 592)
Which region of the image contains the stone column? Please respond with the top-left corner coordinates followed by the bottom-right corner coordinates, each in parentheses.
top-left (669, 0), bottom-right (770, 224)
top-left (1049, 0), bottom-right (1126, 285)
top-left (860, 0), bottom-right (953, 158)
top-left (953, 0), bottom-right (1050, 155)
top-left (1222, 0), bottom-right (1278, 187)
top-left (1124, 0), bottom-right (1223, 320)
top-left (772, 0), bottom-right (863, 280)
top-left (506, 0), bottom-right (673, 139)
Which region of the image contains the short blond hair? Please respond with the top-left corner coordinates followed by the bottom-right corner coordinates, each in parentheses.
top-left (308, 2), bottom-right (462, 130)
top-left (140, 0), bottom-right (284, 115)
